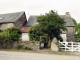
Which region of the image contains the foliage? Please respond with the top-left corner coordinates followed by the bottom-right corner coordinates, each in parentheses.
top-left (0, 30), bottom-right (2, 32)
top-left (16, 45), bottom-right (31, 50)
top-left (72, 18), bottom-right (80, 41)
top-left (75, 23), bottom-right (80, 34)
top-left (0, 27), bottom-right (21, 41)
top-left (72, 18), bottom-right (77, 26)
top-left (72, 18), bottom-right (77, 33)
top-left (37, 10), bottom-right (66, 40)
top-left (29, 26), bottom-right (41, 41)
top-left (29, 10), bottom-right (66, 43)
top-left (0, 30), bottom-right (7, 40)
top-left (75, 23), bottom-right (80, 41)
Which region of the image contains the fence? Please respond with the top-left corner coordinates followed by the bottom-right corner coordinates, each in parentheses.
top-left (59, 41), bottom-right (80, 52)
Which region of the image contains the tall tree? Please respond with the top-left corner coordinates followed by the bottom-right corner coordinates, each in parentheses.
top-left (37, 10), bottom-right (66, 40)
top-left (29, 10), bottom-right (66, 47)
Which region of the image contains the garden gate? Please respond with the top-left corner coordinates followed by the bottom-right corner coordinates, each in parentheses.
top-left (59, 41), bottom-right (80, 52)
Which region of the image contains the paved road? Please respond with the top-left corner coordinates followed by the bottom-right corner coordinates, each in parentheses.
top-left (0, 51), bottom-right (80, 60)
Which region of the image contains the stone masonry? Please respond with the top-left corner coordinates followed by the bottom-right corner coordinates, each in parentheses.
top-left (0, 23), bottom-right (14, 30)
top-left (66, 27), bottom-right (74, 42)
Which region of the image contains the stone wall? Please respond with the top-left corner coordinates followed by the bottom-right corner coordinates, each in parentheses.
top-left (0, 23), bottom-right (14, 30)
top-left (62, 27), bottom-right (75, 42)
top-left (0, 40), bottom-right (39, 50)
top-left (66, 27), bottom-right (75, 42)
top-left (16, 41), bottom-right (39, 50)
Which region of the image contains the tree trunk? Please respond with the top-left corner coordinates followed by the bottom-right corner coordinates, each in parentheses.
top-left (48, 38), bottom-right (51, 48)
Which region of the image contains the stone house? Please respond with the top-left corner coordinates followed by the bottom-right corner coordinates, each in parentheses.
top-left (0, 11), bottom-right (75, 42)
top-left (60, 12), bottom-right (75, 42)
top-left (26, 12), bottom-right (75, 42)
top-left (0, 11), bottom-right (27, 30)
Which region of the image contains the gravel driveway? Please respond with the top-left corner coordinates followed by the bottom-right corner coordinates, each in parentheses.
top-left (0, 51), bottom-right (80, 60)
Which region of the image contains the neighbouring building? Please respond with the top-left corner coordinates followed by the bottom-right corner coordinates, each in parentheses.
top-left (26, 12), bottom-right (75, 42)
top-left (0, 11), bottom-right (27, 30)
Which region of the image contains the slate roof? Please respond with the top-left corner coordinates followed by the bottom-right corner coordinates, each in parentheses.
top-left (27, 15), bottom-right (75, 27)
top-left (60, 15), bottom-right (75, 27)
top-left (0, 11), bottom-right (25, 23)
top-left (26, 15), bottom-right (38, 26)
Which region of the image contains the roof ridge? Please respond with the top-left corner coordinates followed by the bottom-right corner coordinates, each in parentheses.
top-left (0, 11), bottom-right (25, 23)
top-left (0, 11), bottom-right (25, 15)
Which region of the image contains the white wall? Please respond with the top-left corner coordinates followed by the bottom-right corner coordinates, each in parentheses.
top-left (60, 34), bottom-right (67, 42)
top-left (22, 33), bottom-right (29, 41)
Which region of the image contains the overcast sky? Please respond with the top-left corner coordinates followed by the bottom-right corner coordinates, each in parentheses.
top-left (0, 0), bottom-right (80, 23)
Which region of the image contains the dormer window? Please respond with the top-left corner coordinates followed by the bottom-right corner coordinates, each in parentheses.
top-left (0, 17), bottom-right (4, 20)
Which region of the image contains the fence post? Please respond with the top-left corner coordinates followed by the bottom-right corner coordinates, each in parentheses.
top-left (79, 43), bottom-right (80, 52)
top-left (72, 42), bottom-right (73, 52)
top-left (65, 42), bottom-right (66, 52)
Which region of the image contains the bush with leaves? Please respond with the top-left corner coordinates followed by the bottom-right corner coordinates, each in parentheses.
top-left (29, 26), bottom-right (41, 41)
top-left (0, 27), bottom-right (21, 41)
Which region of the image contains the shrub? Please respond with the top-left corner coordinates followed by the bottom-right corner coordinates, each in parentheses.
top-left (28, 26), bottom-right (40, 41)
top-left (16, 45), bottom-right (31, 50)
top-left (0, 27), bottom-right (21, 41)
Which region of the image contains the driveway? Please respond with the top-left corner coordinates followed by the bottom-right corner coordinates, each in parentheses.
top-left (0, 51), bottom-right (80, 60)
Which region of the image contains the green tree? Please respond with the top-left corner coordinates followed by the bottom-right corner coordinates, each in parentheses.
top-left (75, 23), bottom-right (80, 41)
top-left (37, 10), bottom-right (66, 40)
top-left (72, 18), bottom-right (80, 41)
top-left (29, 10), bottom-right (66, 47)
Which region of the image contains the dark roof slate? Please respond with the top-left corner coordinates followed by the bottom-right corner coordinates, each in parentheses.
top-left (26, 15), bottom-right (38, 26)
top-left (60, 15), bottom-right (75, 26)
top-left (27, 15), bottom-right (75, 27)
top-left (0, 11), bottom-right (25, 23)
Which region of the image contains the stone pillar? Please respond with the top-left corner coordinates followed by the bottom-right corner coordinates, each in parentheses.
top-left (51, 37), bottom-right (58, 51)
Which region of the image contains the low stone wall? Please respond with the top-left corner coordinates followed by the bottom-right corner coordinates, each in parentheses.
top-left (0, 40), bottom-right (15, 49)
top-left (0, 40), bottom-right (40, 50)
top-left (17, 41), bottom-right (39, 50)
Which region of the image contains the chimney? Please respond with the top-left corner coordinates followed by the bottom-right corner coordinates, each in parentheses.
top-left (65, 12), bottom-right (70, 16)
